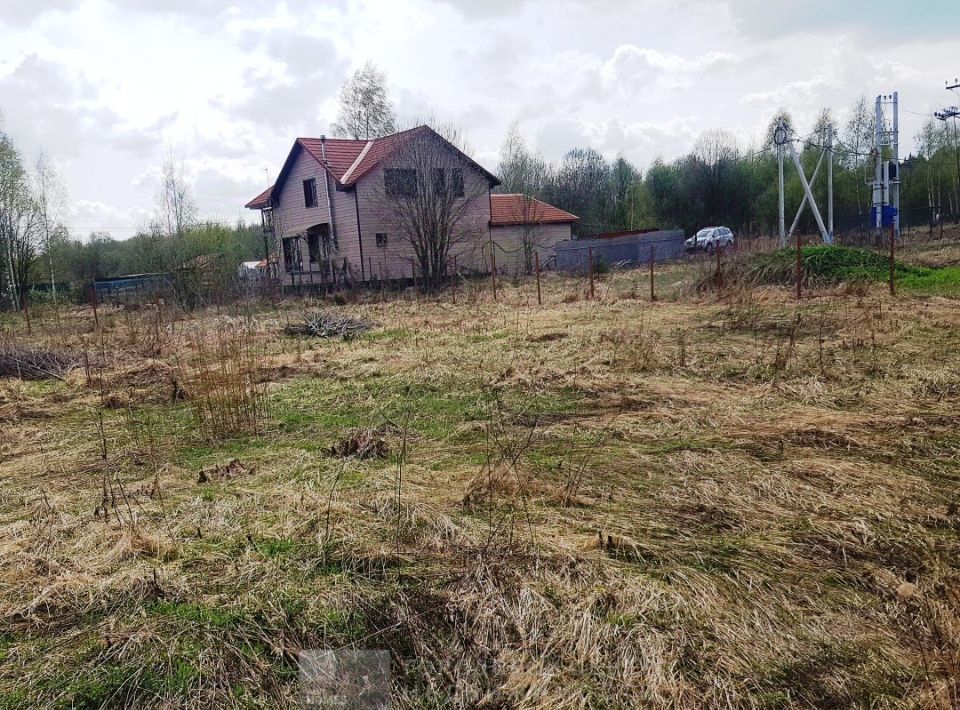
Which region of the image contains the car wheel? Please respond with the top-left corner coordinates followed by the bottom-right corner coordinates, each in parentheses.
top-left (705, 243), bottom-right (715, 254)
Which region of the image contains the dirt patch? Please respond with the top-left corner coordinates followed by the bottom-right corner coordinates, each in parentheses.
top-left (528, 332), bottom-right (568, 343)
top-left (101, 360), bottom-right (186, 405)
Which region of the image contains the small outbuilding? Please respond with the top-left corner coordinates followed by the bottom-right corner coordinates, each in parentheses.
top-left (488, 194), bottom-right (578, 275)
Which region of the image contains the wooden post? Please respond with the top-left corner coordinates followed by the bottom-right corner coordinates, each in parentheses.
top-left (588, 246), bottom-right (595, 299)
top-left (534, 251), bottom-right (542, 306)
top-left (452, 255), bottom-right (458, 305)
top-left (491, 247), bottom-right (498, 302)
top-left (649, 244), bottom-right (655, 301)
top-left (715, 242), bottom-right (722, 290)
top-left (889, 223), bottom-right (896, 296)
top-left (90, 282), bottom-right (100, 327)
top-left (795, 234), bottom-right (802, 300)
top-left (22, 291), bottom-right (31, 335)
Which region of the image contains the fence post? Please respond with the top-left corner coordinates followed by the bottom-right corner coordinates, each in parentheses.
top-left (715, 242), bottom-right (722, 291)
top-left (491, 246), bottom-right (498, 302)
top-left (649, 244), bottom-right (655, 301)
top-left (90, 282), bottom-right (100, 327)
top-left (795, 234), bottom-right (802, 300)
top-left (889, 223), bottom-right (896, 296)
top-left (451, 256), bottom-right (457, 305)
top-left (535, 251), bottom-right (542, 306)
top-left (22, 291), bottom-right (32, 335)
top-left (588, 246), bottom-right (595, 299)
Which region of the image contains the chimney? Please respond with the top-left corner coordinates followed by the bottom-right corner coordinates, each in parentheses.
top-left (320, 134), bottom-right (327, 161)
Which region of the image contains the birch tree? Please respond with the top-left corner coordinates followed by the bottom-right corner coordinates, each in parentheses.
top-left (34, 149), bottom-right (68, 296)
top-left (0, 130), bottom-right (40, 309)
top-left (331, 63), bottom-right (397, 140)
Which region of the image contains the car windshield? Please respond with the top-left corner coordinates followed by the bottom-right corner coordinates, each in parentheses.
top-left (696, 228), bottom-right (714, 237)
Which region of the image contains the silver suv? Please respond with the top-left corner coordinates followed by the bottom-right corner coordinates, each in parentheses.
top-left (685, 226), bottom-right (735, 254)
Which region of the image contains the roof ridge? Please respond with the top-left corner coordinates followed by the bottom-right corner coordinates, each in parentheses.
top-left (341, 140), bottom-right (374, 183)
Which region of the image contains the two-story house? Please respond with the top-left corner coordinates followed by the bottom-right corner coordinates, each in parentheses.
top-left (245, 125), bottom-right (577, 284)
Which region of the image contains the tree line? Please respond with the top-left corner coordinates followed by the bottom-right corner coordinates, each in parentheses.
top-left (0, 125), bottom-right (264, 308)
top-left (496, 98), bottom-right (960, 239)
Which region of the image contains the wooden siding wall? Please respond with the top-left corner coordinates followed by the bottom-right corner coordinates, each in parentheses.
top-left (274, 146), bottom-right (339, 274)
top-left (354, 163), bottom-right (492, 280)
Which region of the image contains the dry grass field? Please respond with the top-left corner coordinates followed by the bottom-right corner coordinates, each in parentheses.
top-left (1, 243), bottom-right (959, 708)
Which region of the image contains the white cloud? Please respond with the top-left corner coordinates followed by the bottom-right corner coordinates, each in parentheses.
top-left (0, 0), bottom-right (954, 240)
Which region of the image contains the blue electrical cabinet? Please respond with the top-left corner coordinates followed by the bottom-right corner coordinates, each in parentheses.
top-left (882, 205), bottom-right (898, 227)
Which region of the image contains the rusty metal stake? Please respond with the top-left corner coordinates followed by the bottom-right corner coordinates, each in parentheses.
top-left (535, 251), bottom-right (542, 306)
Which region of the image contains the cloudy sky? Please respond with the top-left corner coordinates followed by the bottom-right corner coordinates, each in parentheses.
top-left (1, 0), bottom-right (957, 239)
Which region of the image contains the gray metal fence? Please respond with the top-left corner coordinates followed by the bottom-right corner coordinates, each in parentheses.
top-left (554, 230), bottom-right (686, 273)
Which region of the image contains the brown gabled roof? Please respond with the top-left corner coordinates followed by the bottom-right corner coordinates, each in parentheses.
top-left (245, 185), bottom-right (274, 210)
top-left (489, 194), bottom-right (578, 226)
top-left (245, 126), bottom-right (500, 210)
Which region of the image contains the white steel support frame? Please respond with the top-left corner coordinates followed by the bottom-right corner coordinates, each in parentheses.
top-left (775, 118), bottom-right (833, 245)
top-left (827, 126), bottom-right (834, 240)
top-left (785, 138), bottom-right (831, 244)
top-left (788, 147), bottom-right (826, 240)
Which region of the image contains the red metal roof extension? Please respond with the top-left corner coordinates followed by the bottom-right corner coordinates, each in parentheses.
top-left (489, 194), bottom-right (578, 226)
top-left (244, 185), bottom-right (274, 210)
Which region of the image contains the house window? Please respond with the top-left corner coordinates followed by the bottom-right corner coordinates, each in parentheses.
top-left (432, 168), bottom-right (445, 196)
top-left (303, 178), bottom-right (318, 208)
top-left (451, 168), bottom-right (464, 197)
top-left (375, 233), bottom-right (388, 248)
top-left (307, 232), bottom-right (320, 263)
top-left (385, 168), bottom-right (417, 198)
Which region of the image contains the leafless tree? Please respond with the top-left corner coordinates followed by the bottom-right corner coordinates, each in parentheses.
top-left (0, 130), bottom-right (40, 310)
top-left (33, 149), bottom-right (68, 297)
top-left (155, 149), bottom-right (197, 240)
top-left (497, 122), bottom-right (549, 196)
top-left (496, 123), bottom-right (552, 273)
top-left (375, 126), bottom-right (488, 291)
top-left (331, 62), bottom-right (397, 140)
top-left (844, 95), bottom-right (876, 214)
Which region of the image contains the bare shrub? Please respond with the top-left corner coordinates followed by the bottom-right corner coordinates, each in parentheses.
top-left (176, 320), bottom-right (268, 439)
top-left (284, 312), bottom-right (377, 339)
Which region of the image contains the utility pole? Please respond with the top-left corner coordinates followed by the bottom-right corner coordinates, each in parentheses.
top-left (872, 93), bottom-right (900, 238)
top-left (892, 91), bottom-right (900, 238)
top-left (937, 78), bottom-right (960, 222)
top-left (776, 120), bottom-right (787, 247)
top-left (827, 125), bottom-right (834, 240)
top-left (874, 95), bottom-right (884, 237)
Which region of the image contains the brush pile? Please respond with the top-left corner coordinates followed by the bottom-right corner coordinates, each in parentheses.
top-left (284, 312), bottom-right (376, 339)
top-left (328, 426), bottom-right (392, 459)
top-left (0, 346), bottom-right (79, 380)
